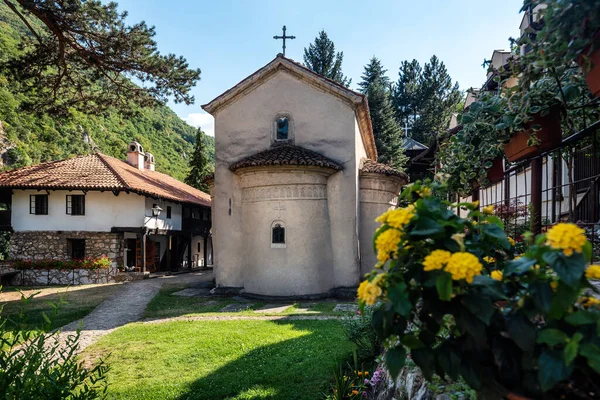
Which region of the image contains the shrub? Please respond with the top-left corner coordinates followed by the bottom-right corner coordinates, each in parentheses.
top-left (12, 256), bottom-right (112, 270)
top-left (340, 305), bottom-right (381, 362)
top-left (0, 290), bottom-right (110, 399)
top-left (358, 179), bottom-right (600, 399)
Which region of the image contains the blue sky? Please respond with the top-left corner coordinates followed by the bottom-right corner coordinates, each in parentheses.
top-left (116, 0), bottom-right (525, 136)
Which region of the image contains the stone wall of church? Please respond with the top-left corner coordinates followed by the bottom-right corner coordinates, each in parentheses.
top-left (359, 173), bottom-right (407, 277)
top-left (238, 167), bottom-right (335, 296)
top-left (9, 231), bottom-right (124, 267)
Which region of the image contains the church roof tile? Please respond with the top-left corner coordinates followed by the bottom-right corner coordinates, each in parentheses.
top-left (229, 145), bottom-right (342, 172)
top-left (360, 158), bottom-right (408, 180)
top-left (0, 153), bottom-right (211, 206)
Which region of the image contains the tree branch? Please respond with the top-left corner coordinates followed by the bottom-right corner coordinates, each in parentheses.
top-left (3, 0), bottom-right (42, 44)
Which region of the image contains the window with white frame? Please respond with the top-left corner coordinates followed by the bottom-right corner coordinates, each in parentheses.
top-left (66, 195), bottom-right (85, 215)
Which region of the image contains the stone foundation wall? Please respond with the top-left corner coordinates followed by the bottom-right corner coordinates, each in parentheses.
top-left (9, 231), bottom-right (124, 267)
top-left (1, 266), bottom-right (120, 286)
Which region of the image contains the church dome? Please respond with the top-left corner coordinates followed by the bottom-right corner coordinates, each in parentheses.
top-left (229, 145), bottom-right (342, 172)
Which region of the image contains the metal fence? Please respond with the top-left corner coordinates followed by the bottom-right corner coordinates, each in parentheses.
top-left (477, 123), bottom-right (600, 262)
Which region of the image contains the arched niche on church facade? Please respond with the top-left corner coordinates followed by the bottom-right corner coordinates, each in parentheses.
top-left (272, 112), bottom-right (294, 145)
top-left (235, 165), bottom-right (336, 296)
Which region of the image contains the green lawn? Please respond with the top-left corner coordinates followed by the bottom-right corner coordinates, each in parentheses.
top-left (0, 283), bottom-right (123, 333)
top-left (142, 285), bottom-right (346, 320)
top-left (83, 319), bottom-right (353, 400)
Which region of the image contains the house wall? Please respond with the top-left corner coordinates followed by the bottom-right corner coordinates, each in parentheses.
top-left (11, 190), bottom-right (145, 232)
top-left (143, 198), bottom-right (183, 230)
top-left (212, 70), bottom-right (362, 292)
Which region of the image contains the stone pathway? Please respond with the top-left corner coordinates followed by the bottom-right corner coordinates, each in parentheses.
top-left (333, 303), bottom-right (358, 313)
top-left (253, 304), bottom-right (292, 313)
top-left (142, 314), bottom-right (345, 324)
top-left (220, 303), bottom-right (255, 312)
top-left (54, 271), bottom-right (213, 353)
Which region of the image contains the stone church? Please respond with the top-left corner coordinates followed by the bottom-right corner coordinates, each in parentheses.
top-left (203, 55), bottom-right (408, 297)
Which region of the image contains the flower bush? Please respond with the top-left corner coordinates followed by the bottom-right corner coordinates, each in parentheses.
top-left (359, 180), bottom-right (600, 399)
top-left (13, 256), bottom-right (112, 270)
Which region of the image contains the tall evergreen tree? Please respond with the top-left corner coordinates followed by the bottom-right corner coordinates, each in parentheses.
top-left (365, 82), bottom-right (408, 169)
top-left (358, 56), bottom-right (390, 93)
top-left (185, 128), bottom-right (212, 193)
top-left (359, 57), bottom-right (407, 169)
top-left (392, 56), bottom-right (461, 145)
top-left (303, 30), bottom-right (351, 87)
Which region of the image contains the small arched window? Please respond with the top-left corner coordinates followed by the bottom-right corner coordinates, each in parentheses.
top-left (276, 117), bottom-right (289, 140)
top-left (271, 221), bottom-right (286, 248)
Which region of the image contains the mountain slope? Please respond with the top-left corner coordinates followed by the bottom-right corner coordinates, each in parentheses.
top-left (0, 3), bottom-right (213, 182)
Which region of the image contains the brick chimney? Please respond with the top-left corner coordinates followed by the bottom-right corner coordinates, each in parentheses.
top-left (144, 153), bottom-right (155, 171)
top-left (127, 141), bottom-right (145, 170)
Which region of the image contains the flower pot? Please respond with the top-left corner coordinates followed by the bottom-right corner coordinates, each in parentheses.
top-left (486, 156), bottom-right (504, 184)
top-left (503, 110), bottom-right (562, 162)
top-left (578, 38), bottom-right (600, 98)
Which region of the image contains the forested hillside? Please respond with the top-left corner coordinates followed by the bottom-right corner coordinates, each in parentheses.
top-left (0, 3), bottom-right (213, 181)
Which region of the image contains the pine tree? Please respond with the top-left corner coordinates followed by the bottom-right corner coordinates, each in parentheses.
top-left (365, 82), bottom-right (408, 169)
top-left (303, 30), bottom-right (351, 87)
top-left (359, 57), bottom-right (407, 169)
top-left (392, 56), bottom-right (461, 145)
top-left (3, 0), bottom-right (201, 115)
top-left (185, 128), bottom-right (212, 193)
top-left (358, 56), bottom-right (390, 93)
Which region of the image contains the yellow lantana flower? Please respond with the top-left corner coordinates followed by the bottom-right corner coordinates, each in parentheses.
top-left (545, 223), bottom-right (587, 257)
top-left (508, 237), bottom-right (516, 246)
top-left (483, 256), bottom-right (496, 264)
top-left (357, 279), bottom-right (382, 305)
top-left (585, 265), bottom-right (600, 280)
top-left (491, 270), bottom-right (503, 281)
top-left (444, 252), bottom-right (483, 283)
top-left (580, 296), bottom-right (600, 308)
top-left (418, 187), bottom-right (432, 197)
top-left (482, 205), bottom-right (495, 215)
top-left (472, 200), bottom-right (480, 208)
top-left (386, 205), bottom-right (416, 230)
top-left (375, 229), bottom-right (402, 263)
top-left (550, 281), bottom-right (558, 291)
top-left (375, 209), bottom-right (393, 224)
top-left (423, 250), bottom-right (452, 271)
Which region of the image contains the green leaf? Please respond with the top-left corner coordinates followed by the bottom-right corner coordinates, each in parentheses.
top-left (580, 344), bottom-right (600, 374)
top-left (480, 223), bottom-right (507, 240)
top-left (543, 251), bottom-right (585, 288)
top-left (386, 346), bottom-right (406, 380)
top-left (549, 283), bottom-right (579, 319)
top-left (564, 340), bottom-right (579, 366)
top-left (530, 282), bottom-right (553, 314)
top-left (537, 329), bottom-right (568, 346)
top-left (410, 217), bottom-right (444, 236)
top-left (506, 313), bottom-right (536, 352)
top-left (412, 348), bottom-right (435, 380)
top-left (565, 310), bottom-right (599, 326)
top-left (436, 273), bottom-right (452, 301)
top-left (583, 241), bottom-right (593, 263)
top-left (461, 293), bottom-right (494, 325)
top-left (504, 257), bottom-right (536, 276)
top-left (436, 345), bottom-right (460, 380)
top-left (42, 312), bottom-right (51, 325)
top-left (538, 350), bottom-right (573, 392)
top-left (388, 282), bottom-right (412, 317)
top-left (471, 275), bottom-right (507, 300)
top-left (401, 334), bottom-right (425, 349)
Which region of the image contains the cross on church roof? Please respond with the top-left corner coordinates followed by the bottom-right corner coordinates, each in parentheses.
top-left (273, 25), bottom-right (295, 57)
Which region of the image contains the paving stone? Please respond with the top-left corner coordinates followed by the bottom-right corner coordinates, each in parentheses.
top-left (231, 296), bottom-right (252, 302)
top-left (220, 303), bottom-right (254, 312)
top-left (333, 303), bottom-right (358, 313)
top-left (254, 304), bottom-right (292, 314)
top-left (201, 300), bottom-right (220, 306)
top-left (171, 288), bottom-right (210, 297)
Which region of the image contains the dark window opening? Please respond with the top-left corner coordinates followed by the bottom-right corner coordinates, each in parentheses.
top-left (272, 224), bottom-right (285, 244)
top-left (202, 209), bottom-right (209, 220)
top-left (66, 195), bottom-right (85, 215)
top-left (30, 195), bottom-right (48, 215)
top-left (67, 239), bottom-right (86, 259)
top-left (166, 206), bottom-right (172, 219)
top-left (276, 117), bottom-right (289, 140)
top-left (198, 242), bottom-right (202, 252)
top-left (192, 208), bottom-right (200, 220)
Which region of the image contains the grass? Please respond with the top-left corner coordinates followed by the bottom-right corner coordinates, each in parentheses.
top-left (142, 285), bottom-right (348, 320)
top-left (0, 283), bottom-right (123, 332)
top-left (83, 319), bottom-right (353, 400)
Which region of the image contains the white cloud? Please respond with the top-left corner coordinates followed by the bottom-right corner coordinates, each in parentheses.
top-left (184, 112), bottom-right (215, 137)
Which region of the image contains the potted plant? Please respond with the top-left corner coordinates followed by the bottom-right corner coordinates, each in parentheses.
top-left (437, 93), bottom-right (506, 196)
top-left (495, 75), bottom-right (564, 162)
top-left (521, 0), bottom-right (600, 97)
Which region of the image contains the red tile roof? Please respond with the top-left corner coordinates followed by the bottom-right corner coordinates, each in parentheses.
top-left (229, 145), bottom-right (342, 172)
top-left (360, 158), bottom-right (408, 180)
top-left (0, 153), bottom-right (211, 206)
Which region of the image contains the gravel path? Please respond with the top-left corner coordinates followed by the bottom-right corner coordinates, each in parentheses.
top-left (55, 271), bottom-right (213, 353)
